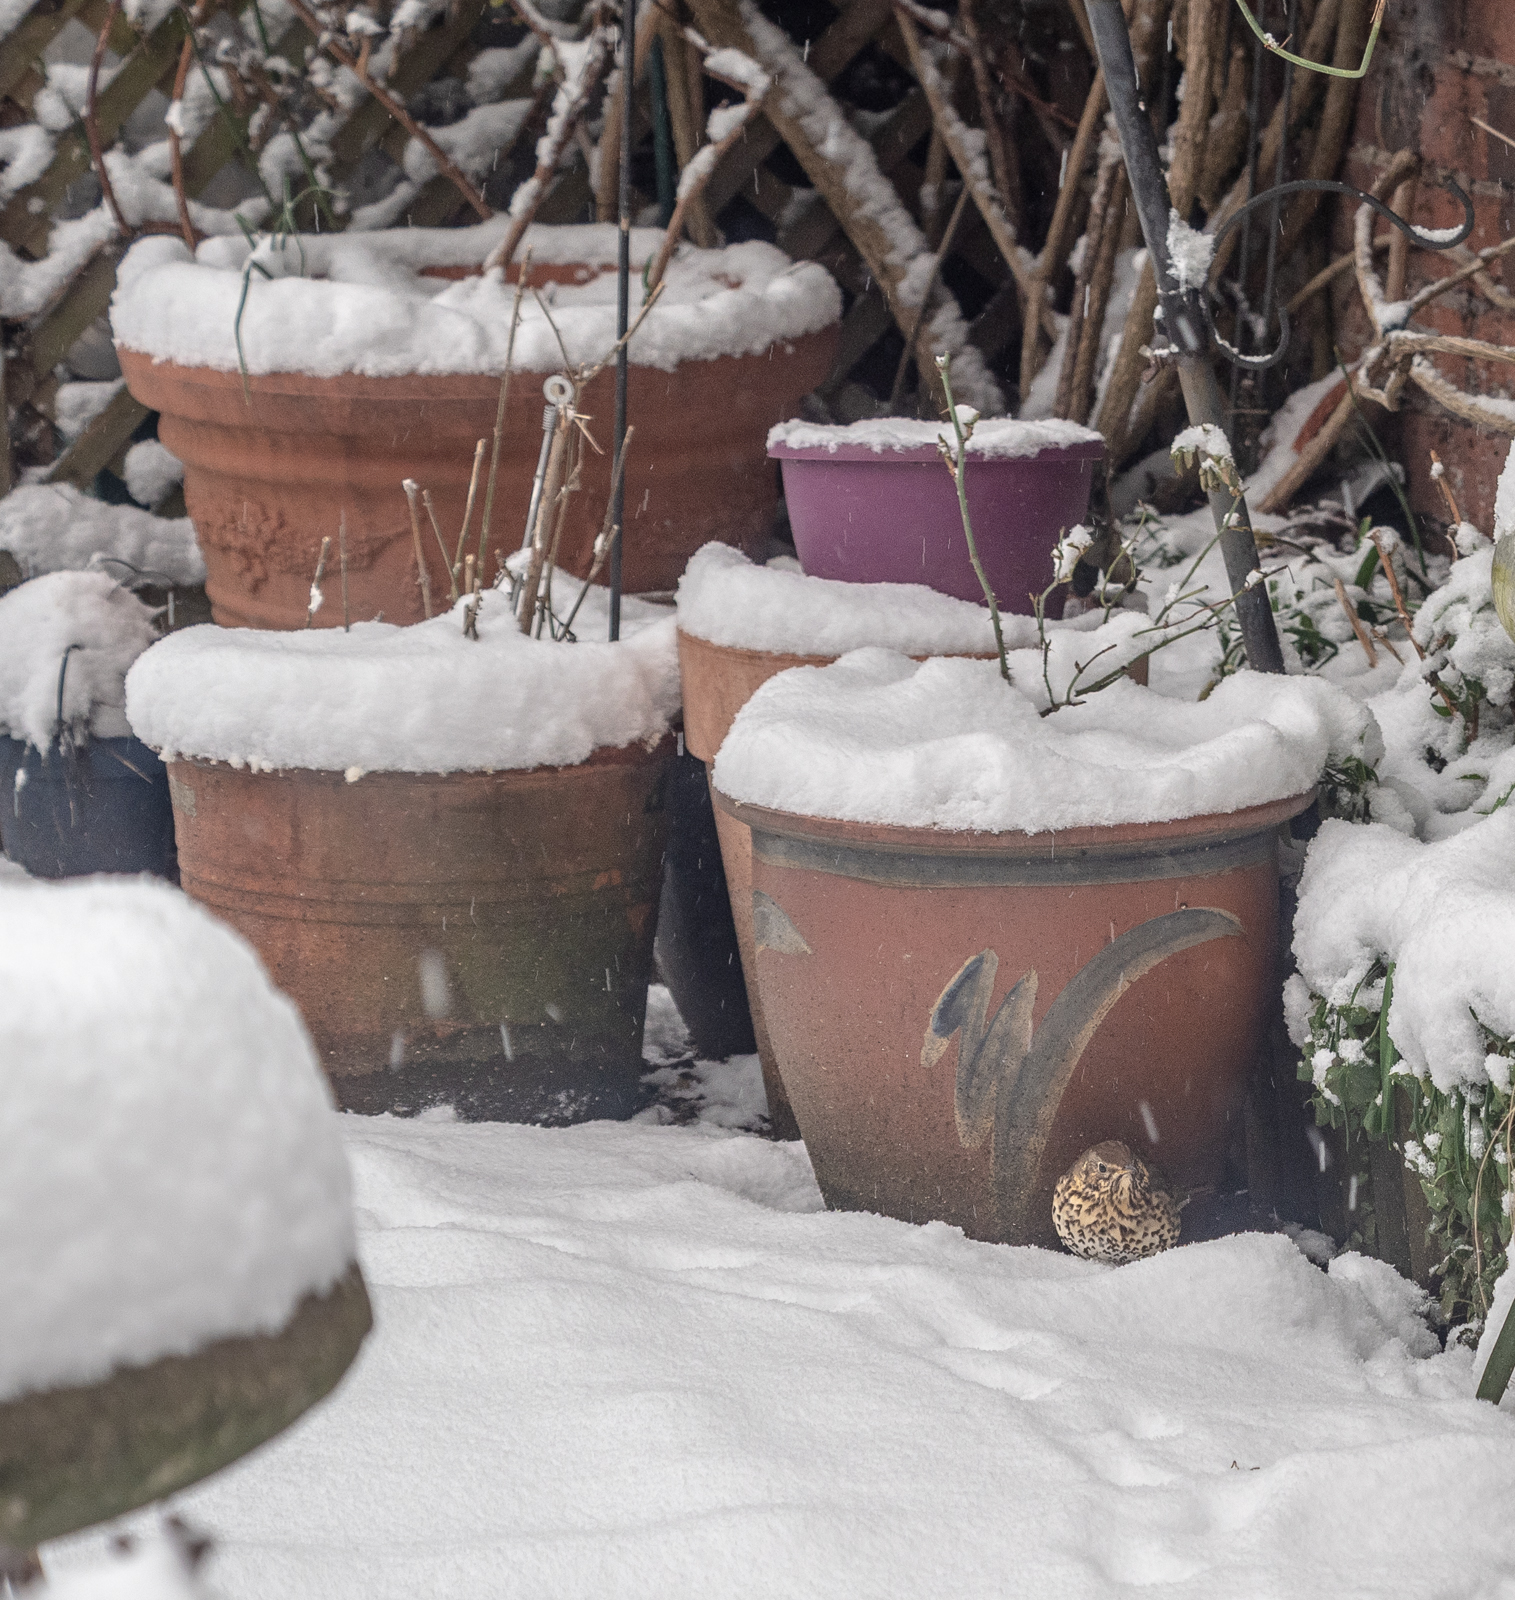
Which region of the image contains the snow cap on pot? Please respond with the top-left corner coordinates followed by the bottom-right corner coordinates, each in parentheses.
top-left (0, 875), bottom-right (369, 1549)
top-left (713, 651), bottom-right (1380, 835)
top-left (0, 570), bottom-right (158, 750)
top-left (124, 585), bottom-right (680, 775)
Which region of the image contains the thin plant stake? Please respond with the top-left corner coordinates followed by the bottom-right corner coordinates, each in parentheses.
top-left (305, 536), bottom-right (331, 628)
top-left (338, 511), bottom-right (350, 632)
top-left (403, 478), bottom-right (434, 619)
top-left (478, 247), bottom-right (534, 576)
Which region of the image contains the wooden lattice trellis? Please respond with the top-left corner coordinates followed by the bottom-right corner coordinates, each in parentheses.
top-left (0, 0), bottom-right (1366, 540)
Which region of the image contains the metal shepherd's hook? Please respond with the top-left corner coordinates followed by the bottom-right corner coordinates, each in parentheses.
top-left (1084, 0), bottom-right (1285, 675)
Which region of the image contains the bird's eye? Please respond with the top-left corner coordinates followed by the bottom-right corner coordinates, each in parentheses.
top-left (1096, 1162), bottom-right (1107, 1174)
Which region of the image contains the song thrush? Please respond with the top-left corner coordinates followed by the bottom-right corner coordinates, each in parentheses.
top-left (1051, 1140), bottom-right (1181, 1264)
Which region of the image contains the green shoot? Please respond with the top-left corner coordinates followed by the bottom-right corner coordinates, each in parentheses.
top-left (1231, 0), bottom-right (1386, 80)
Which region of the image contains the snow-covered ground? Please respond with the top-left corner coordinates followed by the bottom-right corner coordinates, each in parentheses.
top-left (43, 1047), bottom-right (1515, 1599)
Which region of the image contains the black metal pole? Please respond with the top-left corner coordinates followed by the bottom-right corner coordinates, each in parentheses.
top-left (1085, 0), bottom-right (1285, 675)
top-left (610, 0), bottom-right (634, 643)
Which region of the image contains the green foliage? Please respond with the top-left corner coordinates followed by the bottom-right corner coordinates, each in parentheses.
top-left (1298, 974), bottom-right (1515, 1323)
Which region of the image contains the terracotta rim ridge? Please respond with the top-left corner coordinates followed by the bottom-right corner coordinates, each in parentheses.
top-left (712, 788), bottom-right (1315, 856)
top-left (165, 736), bottom-right (671, 781)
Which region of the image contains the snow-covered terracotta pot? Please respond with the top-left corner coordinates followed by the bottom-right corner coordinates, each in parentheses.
top-left (675, 546), bottom-right (1155, 1140)
top-left (0, 877), bottom-right (368, 1549)
top-left (125, 588), bottom-right (680, 1120)
top-left (112, 223), bottom-right (841, 629)
top-left (0, 572), bottom-right (175, 878)
top-left (712, 653), bottom-right (1374, 1248)
top-left (768, 415), bottom-right (1104, 614)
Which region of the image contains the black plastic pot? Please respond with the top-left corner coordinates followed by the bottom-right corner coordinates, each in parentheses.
top-left (0, 734), bottom-right (176, 879)
top-left (654, 749), bottom-right (756, 1061)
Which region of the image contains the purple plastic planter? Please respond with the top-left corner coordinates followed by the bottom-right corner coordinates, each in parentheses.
top-left (770, 425), bottom-right (1106, 614)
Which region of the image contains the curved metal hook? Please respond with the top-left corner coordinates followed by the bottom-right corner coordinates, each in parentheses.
top-left (1202, 174), bottom-right (1476, 370)
top-left (1212, 175), bottom-right (1476, 266)
top-left (1204, 295), bottom-right (1293, 371)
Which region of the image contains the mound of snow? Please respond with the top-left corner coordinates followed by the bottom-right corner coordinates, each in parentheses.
top-left (126, 585), bottom-right (680, 774)
top-left (714, 650), bottom-right (1375, 833)
top-left (0, 876), bottom-right (354, 1403)
top-left (0, 483), bottom-right (203, 587)
top-left (44, 1112), bottom-right (1515, 1597)
top-left (1291, 809), bottom-right (1515, 1093)
top-left (111, 224), bottom-right (841, 379)
top-left (0, 571), bottom-right (159, 748)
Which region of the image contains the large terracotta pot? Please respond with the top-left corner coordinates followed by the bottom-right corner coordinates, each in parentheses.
top-left (166, 739), bottom-right (674, 1120)
top-left (119, 329), bottom-right (835, 630)
top-left (714, 789), bottom-right (1309, 1248)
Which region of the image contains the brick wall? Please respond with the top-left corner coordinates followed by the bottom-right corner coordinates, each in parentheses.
top-left (1335, 0), bottom-right (1515, 530)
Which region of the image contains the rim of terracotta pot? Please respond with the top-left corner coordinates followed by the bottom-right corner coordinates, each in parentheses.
top-left (117, 341), bottom-right (836, 399)
top-left (166, 734), bottom-right (671, 783)
top-left (675, 626), bottom-right (997, 671)
top-left (713, 788), bottom-right (1314, 859)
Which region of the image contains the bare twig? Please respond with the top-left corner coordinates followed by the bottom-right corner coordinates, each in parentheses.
top-left (891, 184), bottom-right (970, 412)
top-left (561, 424), bottom-right (636, 635)
top-left (478, 248), bottom-right (533, 576)
top-left (167, 36), bottom-right (201, 252)
top-left (1333, 576), bottom-right (1376, 666)
top-left (338, 511), bottom-right (349, 632)
top-left (958, 0), bottom-right (1019, 220)
top-left (86, 0), bottom-right (132, 240)
top-left (280, 0), bottom-right (491, 219)
top-left (421, 489), bottom-right (459, 604)
top-left (453, 439), bottom-right (486, 581)
top-left (305, 535), bottom-right (331, 628)
top-left (518, 407), bottom-right (571, 631)
top-left (486, 4), bottom-right (615, 271)
top-left (1430, 449), bottom-right (1462, 526)
top-left (645, 43), bottom-right (769, 292)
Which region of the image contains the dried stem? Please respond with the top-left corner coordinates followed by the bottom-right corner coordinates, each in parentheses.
top-left (338, 511), bottom-right (349, 632)
top-left (86, 0), bottom-right (132, 240)
top-left (1333, 576), bottom-right (1376, 666)
top-left (891, 184), bottom-right (970, 413)
top-left (478, 248), bottom-right (533, 576)
top-left (487, 7), bottom-right (615, 271)
top-left (421, 489), bottom-right (458, 604)
top-left (561, 423), bottom-right (636, 635)
top-left (305, 535), bottom-right (331, 628)
top-left (403, 477), bottom-right (433, 619)
top-left (1020, 66), bottom-right (1108, 397)
top-left (1054, 139), bottom-right (1119, 419)
top-left (453, 439), bottom-right (487, 580)
top-left (645, 51), bottom-right (768, 292)
top-left (937, 354), bottom-right (1010, 683)
top-left (518, 409), bottom-right (572, 631)
top-left (280, 0), bottom-right (490, 219)
top-left (958, 0), bottom-right (1019, 221)
top-left (657, 12), bottom-right (717, 247)
top-left (1430, 449), bottom-right (1462, 526)
top-left (168, 36), bottom-right (201, 252)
